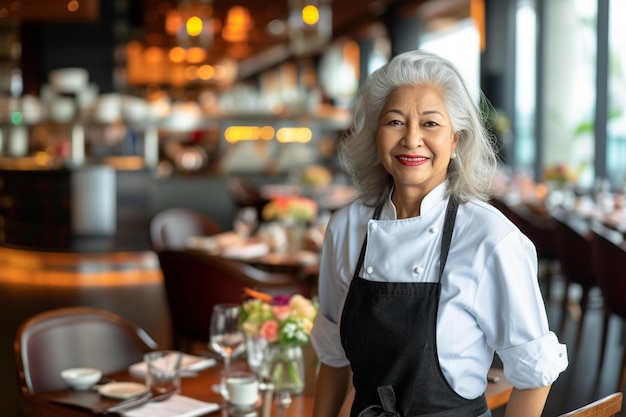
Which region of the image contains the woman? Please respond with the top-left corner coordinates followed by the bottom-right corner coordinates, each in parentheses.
top-left (310, 50), bottom-right (568, 417)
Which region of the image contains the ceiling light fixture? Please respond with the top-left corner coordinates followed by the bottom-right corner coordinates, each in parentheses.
top-left (288, 0), bottom-right (332, 56)
top-left (166, 0), bottom-right (215, 50)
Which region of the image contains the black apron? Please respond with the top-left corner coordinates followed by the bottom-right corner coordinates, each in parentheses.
top-left (340, 199), bottom-right (488, 417)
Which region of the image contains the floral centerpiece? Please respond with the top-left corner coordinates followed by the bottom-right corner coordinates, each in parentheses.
top-left (261, 196), bottom-right (318, 225)
top-left (543, 163), bottom-right (578, 187)
top-left (301, 164), bottom-right (333, 189)
top-left (240, 289), bottom-right (318, 394)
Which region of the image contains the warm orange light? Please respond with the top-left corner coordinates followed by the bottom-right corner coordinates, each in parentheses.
top-left (186, 47), bottom-right (206, 63)
top-left (165, 10), bottom-right (183, 35)
top-left (260, 126), bottom-right (275, 140)
top-left (186, 16), bottom-right (203, 36)
top-left (197, 65), bottom-right (215, 80)
top-left (169, 47), bottom-right (186, 63)
top-left (145, 46), bottom-right (164, 63)
top-left (222, 6), bottom-right (253, 43)
top-left (67, 0), bottom-right (79, 12)
top-left (276, 127), bottom-right (312, 143)
top-left (302, 5), bottom-right (320, 25)
top-left (184, 65), bottom-right (199, 80)
top-left (471, 0), bottom-right (486, 52)
top-left (225, 126), bottom-right (263, 143)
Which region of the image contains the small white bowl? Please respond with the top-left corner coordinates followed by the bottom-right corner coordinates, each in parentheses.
top-left (60, 367), bottom-right (102, 390)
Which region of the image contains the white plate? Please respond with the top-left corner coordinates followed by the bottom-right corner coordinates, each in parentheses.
top-left (129, 354), bottom-right (216, 377)
top-left (99, 382), bottom-right (148, 399)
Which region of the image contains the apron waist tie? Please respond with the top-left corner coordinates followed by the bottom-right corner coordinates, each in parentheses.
top-left (357, 385), bottom-right (488, 417)
top-left (358, 385), bottom-right (401, 417)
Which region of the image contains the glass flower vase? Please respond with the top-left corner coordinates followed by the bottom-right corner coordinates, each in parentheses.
top-left (283, 220), bottom-right (307, 253)
top-left (262, 344), bottom-right (305, 395)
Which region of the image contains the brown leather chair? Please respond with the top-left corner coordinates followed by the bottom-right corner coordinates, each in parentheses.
top-left (156, 249), bottom-right (313, 353)
top-left (552, 210), bottom-right (598, 350)
top-left (149, 208), bottom-right (223, 251)
top-left (590, 222), bottom-right (626, 393)
top-left (558, 392), bottom-right (623, 417)
top-left (14, 306), bottom-right (158, 396)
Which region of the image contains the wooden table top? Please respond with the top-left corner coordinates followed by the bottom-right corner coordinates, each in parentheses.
top-left (23, 351), bottom-right (512, 417)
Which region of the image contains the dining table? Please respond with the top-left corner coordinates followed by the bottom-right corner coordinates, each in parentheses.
top-left (186, 229), bottom-right (322, 280)
top-left (22, 347), bottom-right (513, 417)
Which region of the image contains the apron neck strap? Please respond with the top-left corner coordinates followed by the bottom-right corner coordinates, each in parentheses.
top-left (438, 198), bottom-right (458, 282)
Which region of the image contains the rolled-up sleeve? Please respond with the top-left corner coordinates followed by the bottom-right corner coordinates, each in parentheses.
top-left (498, 332), bottom-right (568, 388)
top-left (475, 229), bottom-right (568, 388)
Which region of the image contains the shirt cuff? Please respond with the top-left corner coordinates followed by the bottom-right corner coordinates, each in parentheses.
top-left (498, 332), bottom-right (568, 389)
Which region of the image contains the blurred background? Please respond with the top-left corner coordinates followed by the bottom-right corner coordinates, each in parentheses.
top-left (1, 0), bottom-right (626, 415)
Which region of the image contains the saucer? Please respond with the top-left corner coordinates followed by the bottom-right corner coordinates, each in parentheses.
top-left (99, 382), bottom-right (149, 399)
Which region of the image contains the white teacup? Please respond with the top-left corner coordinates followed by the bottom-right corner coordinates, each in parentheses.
top-left (226, 371), bottom-right (259, 408)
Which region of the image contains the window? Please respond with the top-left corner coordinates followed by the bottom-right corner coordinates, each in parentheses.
top-left (514, 0), bottom-right (537, 170)
top-left (542, 0), bottom-right (597, 187)
top-left (607, 0), bottom-right (626, 188)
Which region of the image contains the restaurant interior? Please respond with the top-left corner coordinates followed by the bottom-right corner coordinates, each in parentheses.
top-left (1, 0), bottom-right (625, 415)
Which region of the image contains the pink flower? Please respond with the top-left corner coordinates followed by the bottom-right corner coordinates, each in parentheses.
top-left (260, 320), bottom-right (279, 343)
top-left (272, 305), bottom-right (291, 321)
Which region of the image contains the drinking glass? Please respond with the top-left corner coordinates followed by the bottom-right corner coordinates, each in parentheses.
top-left (233, 207), bottom-right (258, 239)
top-left (210, 303), bottom-right (246, 396)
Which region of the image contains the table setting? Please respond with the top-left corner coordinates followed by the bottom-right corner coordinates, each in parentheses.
top-left (36, 351), bottom-right (220, 417)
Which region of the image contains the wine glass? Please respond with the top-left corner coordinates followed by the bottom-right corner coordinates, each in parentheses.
top-left (233, 207), bottom-right (258, 239)
top-left (210, 303), bottom-right (246, 396)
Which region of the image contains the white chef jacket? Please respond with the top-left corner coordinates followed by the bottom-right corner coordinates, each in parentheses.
top-left (311, 182), bottom-right (568, 399)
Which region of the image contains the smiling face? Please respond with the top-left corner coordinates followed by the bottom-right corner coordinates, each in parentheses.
top-left (376, 84), bottom-right (458, 201)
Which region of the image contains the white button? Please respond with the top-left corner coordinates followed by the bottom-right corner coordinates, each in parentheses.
top-left (366, 266), bottom-right (374, 274)
top-left (429, 227), bottom-right (439, 233)
top-left (413, 266), bottom-right (424, 274)
top-left (371, 223), bottom-right (378, 231)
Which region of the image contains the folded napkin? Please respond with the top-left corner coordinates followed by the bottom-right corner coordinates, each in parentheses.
top-left (129, 354), bottom-right (216, 377)
top-left (221, 242), bottom-right (269, 259)
top-left (187, 232), bottom-right (245, 252)
top-left (122, 394), bottom-right (219, 417)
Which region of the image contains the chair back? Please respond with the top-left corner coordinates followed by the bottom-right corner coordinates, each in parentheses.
top-left (156, 250), bottom-right (313, 349)
top-left (15, 306), bottom-right (158, 396)
top-left (150, 208), bottom-right (222, 251)
top-left (590, 222), bottom-right (626, 318)
top-left (558, 392), bottom-right (623, 417)
top-left (552, 211), bottom-right (595, 288)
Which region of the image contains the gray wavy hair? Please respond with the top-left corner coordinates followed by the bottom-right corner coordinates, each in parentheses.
top-left (339, 49), bottom-right (497, 207)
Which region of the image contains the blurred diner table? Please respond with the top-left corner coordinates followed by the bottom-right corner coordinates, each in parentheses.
top-left (491, 169), bottom-right (626, 238)
top-left (186, 226), bottom-right (323, 281)
top-left (260, 183), bottom-right (358, 213)
top-left (23, 347), bottom-right (513, 417)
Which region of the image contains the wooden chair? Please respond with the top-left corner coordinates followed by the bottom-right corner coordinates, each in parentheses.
top-left (14, 306), bottom-right (158, 396)
top-left (149, 208), bottom-right (223, 251)
top-left (558, 392), bottom-right (623, 417)
top-left (590, 222), bottom-right (626, 393)
top-left (552, 210), bottom-right (598, 350)
top-left (156, 249), bottom-right (314, 353)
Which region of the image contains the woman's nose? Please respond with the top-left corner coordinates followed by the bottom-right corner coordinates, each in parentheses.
top-left (402, 126), bottom-right (423, 149)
